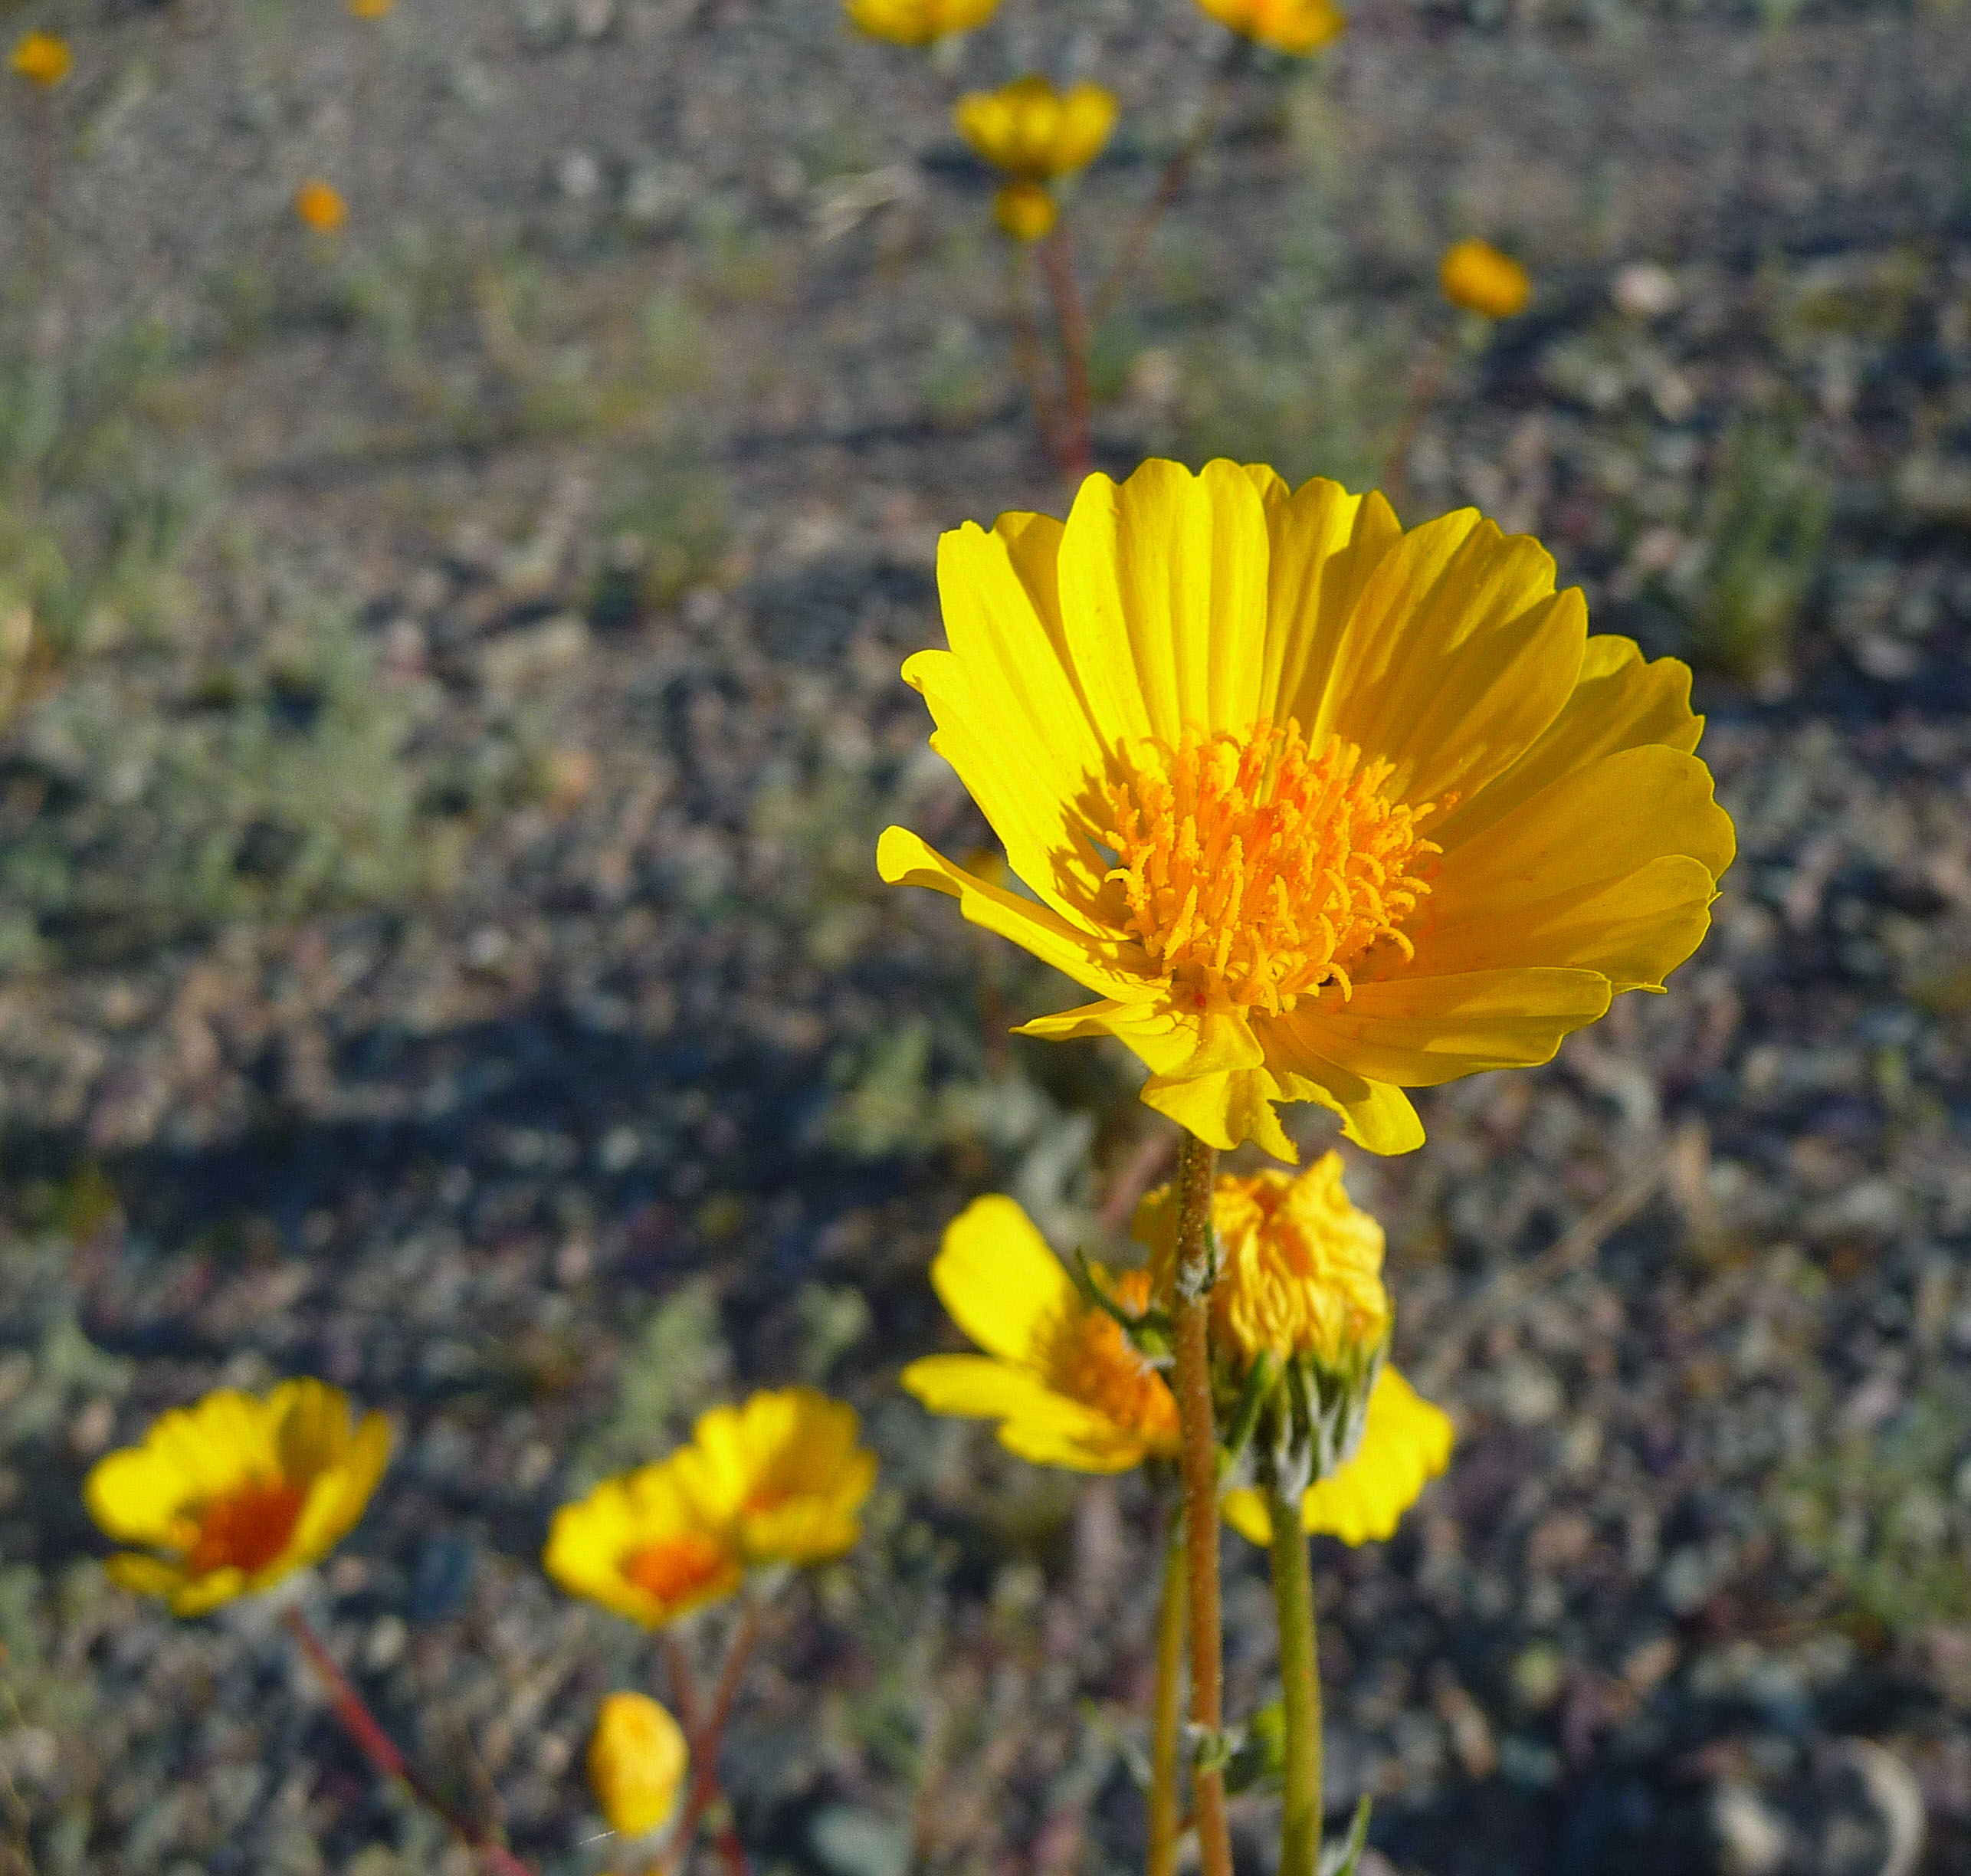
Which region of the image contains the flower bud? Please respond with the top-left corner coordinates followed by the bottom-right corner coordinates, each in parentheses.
top-left (1439, 239), bottom-right (1530, 320)
top-left (588, 1692), bottom-right (689, 1839)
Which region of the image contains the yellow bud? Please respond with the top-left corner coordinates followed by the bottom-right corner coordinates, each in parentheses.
top-left (588, 1693), bottom-right (689, 1838)
top-left (1438, 238), bottom-right (1530, 320)
top-left (993, 180), bottom-right (1057, 242)
top-left (10, 31), bottom-right (72, 88)
top-left (294, 179), bottom-right (349, 235)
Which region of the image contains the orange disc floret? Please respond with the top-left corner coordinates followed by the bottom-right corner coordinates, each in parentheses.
top-left (1104, 722), bottom-right (1439, 1016)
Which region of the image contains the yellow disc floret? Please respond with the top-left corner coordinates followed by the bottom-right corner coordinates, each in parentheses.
top-left (1103, 722), bottom-right (1438, 1017)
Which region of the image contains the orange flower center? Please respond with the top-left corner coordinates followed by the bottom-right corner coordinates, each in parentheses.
top-left (1038, 1271), bottom-right (1179, 1451)
top-left (187, 1477), bottom-right (306, 1576)
top-left (624, 1531), bottom-right (730, 1608)
top-left (1102, 721), bottom-right (1438, 1015)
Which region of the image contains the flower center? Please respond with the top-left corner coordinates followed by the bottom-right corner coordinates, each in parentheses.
top-left (1038, 1271), bottom-right (1179, 1450)
top-left (187, 1477), bottom-right (306, 1576)
top-left (624, 1531), bottom-right (730, 1608)
top-left (1101, 721), bottom-right (1438, 1015)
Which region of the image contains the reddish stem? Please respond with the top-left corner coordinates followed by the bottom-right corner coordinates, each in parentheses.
top-left (283, 1609), bottom-right (534, 1876)
top-left (1036, 227), bottom-right (1094, 480)
top-left (658, 1601), bottom-right (762, 1876)
top-left (1007, 244), bottom-right (1063, 469)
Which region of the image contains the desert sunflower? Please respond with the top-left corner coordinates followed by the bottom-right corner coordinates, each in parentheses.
top-left (902, 1194), bottom-right (1180, 1471)
top-left (1192, 0), bottom-right (1344, 56)
top-left (878, 458), bottom-right (1733, 1159)
top-left (84, 1380), bottom-right (391, 1616)
top-left (846, 0), bottom-right (999, 45)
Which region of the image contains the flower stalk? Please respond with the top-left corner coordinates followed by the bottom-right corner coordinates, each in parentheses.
top-left (1147, 1507), bottom-right (1188, 1876)
top-left (659, 1597), bottom-right (762, 1876)
top-left (1035, 224), bottom-right (1094, 478)
top-left (282, 1609), bottom-right (534, 1876)
top-left (1169, 1129), bottom-right (1232, 1876)
top-left (1264, 1475), bottom-right (1323, 1876)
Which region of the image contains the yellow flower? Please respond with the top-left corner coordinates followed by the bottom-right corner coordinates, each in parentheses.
top-left (84, 1381), bottom-right (391, 1617)
top-left (672, 1388), bottom-right (877, 1567)
top-left (1439, 239), bottom-right (1530, 320)
top-left (545, 1389), bottom-right (874, 1625)
top-left (844, 0), bottom-right (999, 45)
top-left (954, 77), bottom-right (1117, 184)
top-left (877, 458), bottom-right (1734, 1160)
top-left (545, 1452), bottom-right (746, 1628)
top-left (1222, 1367), bottom-right (1451, 1546)
top-left (349, 0), bottom-right (397, 15)
top-left (589, 1692), bottom-right (689, 1839)
top-left (1192, 0), bottom-right (1344, 55)
top-left (294, 179), bottom-right (348, 235)
top-left (1137, 1153), bottom-right (1387, 1373)
top-left (994, 180), bottom-right (1058, 243)
top-left (901, 1195), bottom-right (1179, 1473)
top-left (9, 31), bottom-right (72, 87)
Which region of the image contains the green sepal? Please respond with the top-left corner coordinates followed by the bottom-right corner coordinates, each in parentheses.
top-left (1068, 1247), bottom-right (1173, 1363)
top-left (1219, 1350), bottom-right (1281, 1464)
top-left (1317, 1798), bottom-right (1373, 1876)
top-left (1222, 1699), bottom-right (1284, 1796)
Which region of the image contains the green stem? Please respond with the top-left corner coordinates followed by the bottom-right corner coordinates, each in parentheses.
top-left (1265, 1475), bottom-right (1323, 1876)
top-left (1170, 1130), bottom-right (1232, 1876)
top-left (1147, 1507), bottom-right (1187, 1876)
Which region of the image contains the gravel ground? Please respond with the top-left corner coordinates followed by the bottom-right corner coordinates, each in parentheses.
top-left (0, 3), bottom-right (1968, 1874)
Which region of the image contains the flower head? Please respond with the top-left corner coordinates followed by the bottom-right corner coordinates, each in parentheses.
top-left (294, 179), bottom-right (348, 235)
top-left (546, 1389), bottom-right (874, 1625)
top-left (994, 179), bottom-right (1058, 243)
top-left (954, 77), bottom-right (1116, 184)
top-left (1192, 0), bottom-right (1344, 55)
top-left (1222, 1366), bottom-right (1451, 1545)
top-left (349, 0), bottom-right (397, 15)
top-left (546, 1451), bottom-right (746, 1628)
top-left (878, 458), bottom-right (1734, 1160)
top-left (1139, 1153), bottom-right (1387, 1373)
top-left (1439, 239), bottom-right (1530, 320)
top-left (902, 1195), bottom-right (1179, 1472)
top-left (673, 1387), bottom-right (877, 1567)
top-left (846, 0), bottom-right (998, 45)
top-left (10, 31), bottom-right (71, 87)
top-left (589, 1692), bottom-right (689, 1840)
top-left (84, 1380), bottom-right (390, 1616)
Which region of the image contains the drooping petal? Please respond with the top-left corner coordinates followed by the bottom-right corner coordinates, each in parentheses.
top-left (1293, 966), bottom-right (1612, 1087)
top-left (1261, 1014), bottom-right (1428, 1155)
top-left (929, 1195), bottom-right (1079, 1364)
top-left (877, 826), bottom-right (1154, 999)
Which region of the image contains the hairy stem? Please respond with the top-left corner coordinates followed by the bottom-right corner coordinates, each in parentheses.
top-left (283, 1609), bottom-right (533, 1876)
top-left (1147, 1505), bottom-right (1189, 1876)
top-left (1170, 1130), bottom-right (1231, 1876)
top-left (1266, 1475), bottom-right (1323, 1876)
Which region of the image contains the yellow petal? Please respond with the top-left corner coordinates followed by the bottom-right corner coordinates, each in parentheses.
top-left (1254, 476), bottom-right (1403, 732)
top-left (1310, 511), bottom-right (1586, 806)
top-left (1054, 84), bottom-right (1118, 172)
top-left (103, 1553), bottom-right (192, 1602)
top-left (1259, 1015), bottom-right (1428, 1155)
top-left (1429, 635), bottom-right (1703, 853)
top-left (1054, 459), bottom-right (1272, 746)
top-left (877, 825), bottom-right (1153, 1002)
top-left (995, 1410), bottom-right (1153, 1474)
top-left (901, 1352), bottom-right (1074, 1419)
top-left (1294, 967), bottom-right (1612, 1087)
top-left (929, 1195), bottom-right (1078, 1363)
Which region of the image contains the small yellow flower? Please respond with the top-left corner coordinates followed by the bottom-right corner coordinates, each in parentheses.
top-left (1192, 0), bottom-right (1344, 56)
top-left (294, 179), bottom-right (348, 235)
top-left (349, 0), bottom-right (397, 15)
top-left (954, 77), bottom-right (1117, 185)
top-left (902, 1195), bottom-right (1180, 1473)
top-left (845, 0), bottom-right (999, 44)
top-left (589, 1692), bottom-right (689, 1839)
top-left (545, 1389), bottom-right (874, 1625)
top-left (1138, 1153), bottom-right (1388, 1374)
top-left (84, 1381), bottom-right (391, 1617)
top-left (672, 1387), bottom-right (877, 1567)
top-left (9, 31), bottom-right (72, 87)
top-left (993, 180), bottom-right (1058, 243)
top-left (1439, 239), bottom-right (1530, 320)
top-left (1222, 1367), bottom-right (1452, 1545)
top-left (879, 458), bottom-right (1734, 1160)
top-left (545, 1453), bottom-right (746, 1629)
